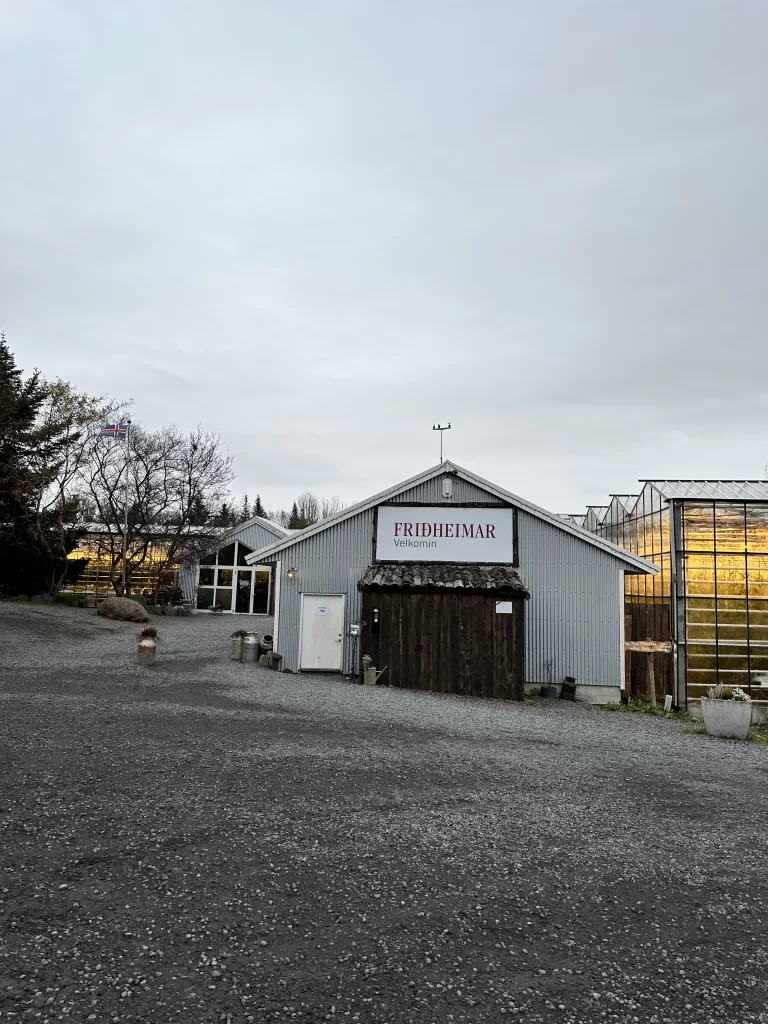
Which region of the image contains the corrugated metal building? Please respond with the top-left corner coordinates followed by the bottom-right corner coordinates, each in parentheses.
top-left (244, 462), bottom-right (655, 702)
top-left (179, 515), bottom-right (291, 616)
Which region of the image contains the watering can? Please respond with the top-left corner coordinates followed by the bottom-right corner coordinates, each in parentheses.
top-left (363, 665), bottom-right (387, 686)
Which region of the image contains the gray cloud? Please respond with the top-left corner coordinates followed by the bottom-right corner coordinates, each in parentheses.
top-left (2, 0), bottom-right (767, 513)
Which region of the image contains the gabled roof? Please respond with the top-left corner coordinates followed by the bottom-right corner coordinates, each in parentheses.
top-left (643, 480), bottom-right (768, 502)
top-left (611, 494), bottom-right (639, 513)
top-left (244, 461), bottom-right (657, 574)
top-left (586, 505), bottom-right (609, 522)
top-left (199, 514), bottom-right (289, 554)
top-left (240, 514), bottom-right (291, 538)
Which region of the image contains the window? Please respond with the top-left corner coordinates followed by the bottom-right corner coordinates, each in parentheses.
top-left (218, 543), bottom-right (236, 566)
top-left (196, 541), bottom-right (272, 614)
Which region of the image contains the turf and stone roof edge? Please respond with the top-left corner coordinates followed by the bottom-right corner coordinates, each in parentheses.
top-left (244, 461), bottom-right (658, 575)
top-left (359, 562), bottom-right (529, 596)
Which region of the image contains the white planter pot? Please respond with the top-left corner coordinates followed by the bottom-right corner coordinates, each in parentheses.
top-left (230, 638), bottom-right (244, 661)
top-left (700, 697), bottom-right (752, 740)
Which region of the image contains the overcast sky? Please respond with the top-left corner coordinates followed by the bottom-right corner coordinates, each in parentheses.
top-left (2, 1), bottom-right (767, 515)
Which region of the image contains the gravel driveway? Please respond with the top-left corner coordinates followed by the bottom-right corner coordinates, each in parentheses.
top-left (1, 602), bottom-right (766, 1023)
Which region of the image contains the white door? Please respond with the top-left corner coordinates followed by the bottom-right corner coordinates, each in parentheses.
top-left (300, 594), bottom-right (345, 671)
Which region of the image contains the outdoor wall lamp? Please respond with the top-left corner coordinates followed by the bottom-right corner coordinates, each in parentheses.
top-left (373, 607), bottom-right (379, 624)
top-left (287, 567), bottom-right (298, 580)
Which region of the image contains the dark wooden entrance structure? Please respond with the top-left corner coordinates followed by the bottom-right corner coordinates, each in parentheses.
top-left (359, 562), bottom-right (528, 700)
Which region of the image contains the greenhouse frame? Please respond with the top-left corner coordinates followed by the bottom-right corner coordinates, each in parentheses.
top-left (581, 481), bottom-right (768, 705)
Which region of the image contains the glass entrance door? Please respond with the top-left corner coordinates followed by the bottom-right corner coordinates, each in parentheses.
top-left (252, 569), bottom-right (270, 614)
top-left (235, 570), bottom-right (252, 613)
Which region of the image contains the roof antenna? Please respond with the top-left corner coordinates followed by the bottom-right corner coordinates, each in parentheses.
top-left (432, 422), bottom-right (451, 463)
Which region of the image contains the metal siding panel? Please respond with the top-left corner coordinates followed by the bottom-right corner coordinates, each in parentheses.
top-left (394, 478), bottom-right (503, 504)
top-left (180, 563), bottom-right (196, 603)
top-left (275, 509), bottom-right (375, 672)
top-left (223, 521), bottom-right (284, 555)
top-left (276, 480), bottom-right (504, 670)
top-left (518, 510), bottom-right (624, 687)
top-left (276, 499), bottom-right (627, 688)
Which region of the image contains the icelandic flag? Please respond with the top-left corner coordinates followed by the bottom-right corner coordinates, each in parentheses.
top-left (99, 423), bottom-right (129, 439)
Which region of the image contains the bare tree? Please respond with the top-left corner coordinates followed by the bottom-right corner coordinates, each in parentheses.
top-left (80, 424), bottom-right (233, 595)
top-left (266, 507), bottom-right (290, 528)
top-left (296, 490), bottom-right (320, 526)
top-left (26, 381), bottom-right (119, 594)
top-left (266, 493), bottom-right (348, 529)
top-left (320, 495), bottom-right (346, 519)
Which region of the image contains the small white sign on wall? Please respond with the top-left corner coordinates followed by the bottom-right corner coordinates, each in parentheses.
top-left (495, 601), bottom-right (514, 614)
top-left (316, 605), bottom-right (329, 616)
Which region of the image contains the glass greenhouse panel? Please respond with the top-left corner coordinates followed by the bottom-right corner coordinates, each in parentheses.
top-left (683, 505), bottom-right (715, 551)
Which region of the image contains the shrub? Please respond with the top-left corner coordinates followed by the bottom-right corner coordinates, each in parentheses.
top-left (707, 683), bottom-right (751, 702)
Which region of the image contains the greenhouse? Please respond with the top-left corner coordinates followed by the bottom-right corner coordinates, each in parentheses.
top-left (66, 528), bottom-right (195, 596)
top-left (583, 481), bottom-right (768, 705)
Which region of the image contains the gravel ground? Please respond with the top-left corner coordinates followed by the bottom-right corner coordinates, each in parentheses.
top-left (1, 602), bottom-right (767, 1024)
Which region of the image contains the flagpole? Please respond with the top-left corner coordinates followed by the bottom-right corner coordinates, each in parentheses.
top-left (121, 420), bottom-right (131, 595)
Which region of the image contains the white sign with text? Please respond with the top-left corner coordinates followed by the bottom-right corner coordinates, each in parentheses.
top-left (375, 506), bottom-right (514, 563)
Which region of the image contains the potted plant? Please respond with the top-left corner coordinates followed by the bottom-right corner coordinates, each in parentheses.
top-left (231, 629), bottom-right (248, 661)
top-left (138, 625), bottom-right (158, 666)
top-left (700, 683), bottom-right (753, 739)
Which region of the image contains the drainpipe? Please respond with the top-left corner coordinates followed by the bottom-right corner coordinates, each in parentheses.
top-left (669, 500), bottom-right (683, 709)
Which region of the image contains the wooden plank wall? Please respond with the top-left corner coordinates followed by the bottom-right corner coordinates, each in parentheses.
top-left (625, 601), bottom-right (673, 701)
top-left (361, 591), bottom-right (525, 700)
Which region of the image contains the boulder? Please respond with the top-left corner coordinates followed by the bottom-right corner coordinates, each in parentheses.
top-left (97, 595), bottom-right (149, 623)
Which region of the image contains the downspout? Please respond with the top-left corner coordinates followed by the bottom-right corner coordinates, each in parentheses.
top-left (668, 500), bottom-right (682, 709)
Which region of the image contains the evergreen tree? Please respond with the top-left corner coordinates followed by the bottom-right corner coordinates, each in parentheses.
top-left (253, 494), bottom-right (265, 518)
top-left (217, 502), bottom-right (234, 527)
top-left (240, 494), bottom-right (250, 522)
top-left (287, 501), bottom-right (302, 529)
top-left (188, 494), bottom-right (209, 525)
top-left (0, 333), bottom-right (46, 540)
top-left (0, 334), bottom-right (86, 594)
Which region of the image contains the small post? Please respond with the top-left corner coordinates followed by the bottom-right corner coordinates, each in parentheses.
top-left (648, 656), bottom-right (656, 707)
top-left (121, 420), bottom-right (132, 595)
top-left (432, 422), bottom-right (451, 463)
